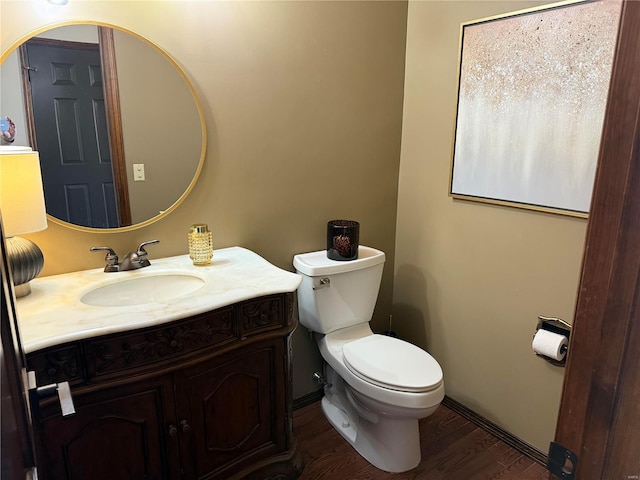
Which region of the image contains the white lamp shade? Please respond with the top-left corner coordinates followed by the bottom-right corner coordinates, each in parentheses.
top-left (0, 146), bottom-right (48, 236)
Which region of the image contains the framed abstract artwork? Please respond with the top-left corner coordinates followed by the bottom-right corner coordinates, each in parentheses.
top-left (449, 0), bottom-right (621, 217)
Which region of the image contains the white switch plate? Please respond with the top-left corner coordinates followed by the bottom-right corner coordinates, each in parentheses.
top-left (133, 163), bottom-right (145, 181)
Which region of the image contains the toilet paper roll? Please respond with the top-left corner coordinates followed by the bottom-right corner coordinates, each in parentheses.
top-left (532, 329), bottom-right (568, 361)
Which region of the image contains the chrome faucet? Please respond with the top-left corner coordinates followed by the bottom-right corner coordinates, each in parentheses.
top-left (90, 240), bottom-right (160, 272)
top-left (120, 240), bottom-right (160, 270)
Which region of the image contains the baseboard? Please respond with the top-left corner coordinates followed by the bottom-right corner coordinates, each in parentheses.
top-left (293, 389), bottom-right (323, 411)
top-left (442, 396), bottom-right (547, 466)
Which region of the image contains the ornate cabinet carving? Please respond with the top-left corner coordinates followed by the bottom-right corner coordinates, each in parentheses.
top-left (28, 293), bottom-right (301, 480)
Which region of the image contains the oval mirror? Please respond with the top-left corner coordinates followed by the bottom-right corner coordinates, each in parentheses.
top-left (0, 22), bottom-right (206, 232)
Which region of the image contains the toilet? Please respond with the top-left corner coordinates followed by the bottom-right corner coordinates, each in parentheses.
top-left (293, 245), bottom-right (445, 473)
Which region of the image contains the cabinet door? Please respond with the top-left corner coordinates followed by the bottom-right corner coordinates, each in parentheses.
top-left (175, 340), bottom-right (286, 479)
top-left (34, 376), bottom-right (179, 480)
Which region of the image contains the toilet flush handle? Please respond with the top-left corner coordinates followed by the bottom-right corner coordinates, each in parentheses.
top-left (313, 277), bottom-right (331, 290)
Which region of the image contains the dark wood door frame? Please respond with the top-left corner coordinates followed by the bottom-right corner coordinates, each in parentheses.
top-left (1, 220), bottom-right (37, 479)
top-left (19, 26), bottom-right (132, 227)
top-left (97, 27), bottom-right (131, 227)
top-left (554, 1), bottom-right (640, 478)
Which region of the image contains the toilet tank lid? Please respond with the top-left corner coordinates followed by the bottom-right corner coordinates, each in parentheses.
top-left (293, 246), bottom-right (385, 276)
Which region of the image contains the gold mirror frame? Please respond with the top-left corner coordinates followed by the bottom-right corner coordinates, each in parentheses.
top-left (0, 20), bottom-right (207, 233)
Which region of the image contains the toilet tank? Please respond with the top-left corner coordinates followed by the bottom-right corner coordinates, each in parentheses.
top-left (293, 246), bottom-right (385, 334)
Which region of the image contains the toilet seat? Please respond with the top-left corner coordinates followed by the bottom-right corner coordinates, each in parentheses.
top-left (342, 334), bottom-right (442, 393)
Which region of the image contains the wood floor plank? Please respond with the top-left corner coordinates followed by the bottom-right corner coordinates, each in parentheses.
top-left (516, 463), bottom-right (552, 480)
top-left (419, 406), bottom-right (472, 448)
top-left (490, 442), bottom-right (526, 468)
top-left (418, 430), bottom-right (503, 479)
top-left (293, 401), bottom-right (549, 479)
top-left (476, 455), bottom-right (540, 480)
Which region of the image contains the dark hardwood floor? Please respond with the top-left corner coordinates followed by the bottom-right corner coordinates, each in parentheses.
top-left (293, 401), bottom-right (549, 479)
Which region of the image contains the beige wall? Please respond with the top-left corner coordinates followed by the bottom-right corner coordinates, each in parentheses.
top-left (396, 1), bottom-right (589, 451)
top-left (0, 0), bottom-right (407, 398)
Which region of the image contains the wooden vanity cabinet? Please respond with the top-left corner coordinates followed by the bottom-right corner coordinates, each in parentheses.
top-left (27, 293), bottom-right (301, 480)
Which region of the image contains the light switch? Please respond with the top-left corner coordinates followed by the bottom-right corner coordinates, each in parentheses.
top-left (133, 163), bottom-right (145, 181)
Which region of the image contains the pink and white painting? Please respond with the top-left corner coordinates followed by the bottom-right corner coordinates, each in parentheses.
top-left (450, 0), bottom-right (621, 216)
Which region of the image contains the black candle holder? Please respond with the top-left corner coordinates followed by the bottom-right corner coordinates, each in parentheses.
top-left (327, 220), bottom-right (359, 261)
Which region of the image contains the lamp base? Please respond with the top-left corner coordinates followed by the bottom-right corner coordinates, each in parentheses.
top-left (13, 282), bottom-right (32, 298)
top-left (7, 236), bottom-right (44, 298)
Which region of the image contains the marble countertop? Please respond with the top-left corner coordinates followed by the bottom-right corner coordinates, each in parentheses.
top-left (16, 246), bottom-right (302, 354)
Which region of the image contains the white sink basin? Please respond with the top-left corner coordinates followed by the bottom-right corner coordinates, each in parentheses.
top-left (80, 274), bottom-right (205, 307)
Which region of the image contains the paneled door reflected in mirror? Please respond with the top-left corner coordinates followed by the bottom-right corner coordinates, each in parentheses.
top-left (1, 22), bottom-right (205, 232)
top-left (23, 28), bottom-right (125, 228)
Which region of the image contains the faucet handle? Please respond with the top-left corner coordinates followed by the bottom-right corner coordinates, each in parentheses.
top-left (137, 239), bottom-right (159, 255)
top-left (136, 240), bottom-right (159, 268)
top-left (90, 246), bottom-right (119, 272)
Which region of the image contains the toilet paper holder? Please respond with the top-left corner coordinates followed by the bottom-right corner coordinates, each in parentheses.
top-left (534, 315), bottom-right (571, 366)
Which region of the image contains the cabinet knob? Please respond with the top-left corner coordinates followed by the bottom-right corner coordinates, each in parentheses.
top-left (180, 419), bottom-right (191, 432)
top-left (168, 424), bottom-right (177, 436)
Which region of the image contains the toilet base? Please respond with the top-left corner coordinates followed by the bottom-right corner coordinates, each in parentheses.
top-left (320, 377), bottom-right (423, 473)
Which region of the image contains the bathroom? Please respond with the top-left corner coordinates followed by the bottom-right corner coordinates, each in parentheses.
top-left (1, 0), bottom-right (633, 477)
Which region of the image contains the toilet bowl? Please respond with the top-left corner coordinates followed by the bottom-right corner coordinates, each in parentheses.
top-left (293, 246), bottom-right (444, 473)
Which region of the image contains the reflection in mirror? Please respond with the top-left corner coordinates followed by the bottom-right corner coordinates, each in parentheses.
top-left (0, 23), bottom-right (205, 232)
